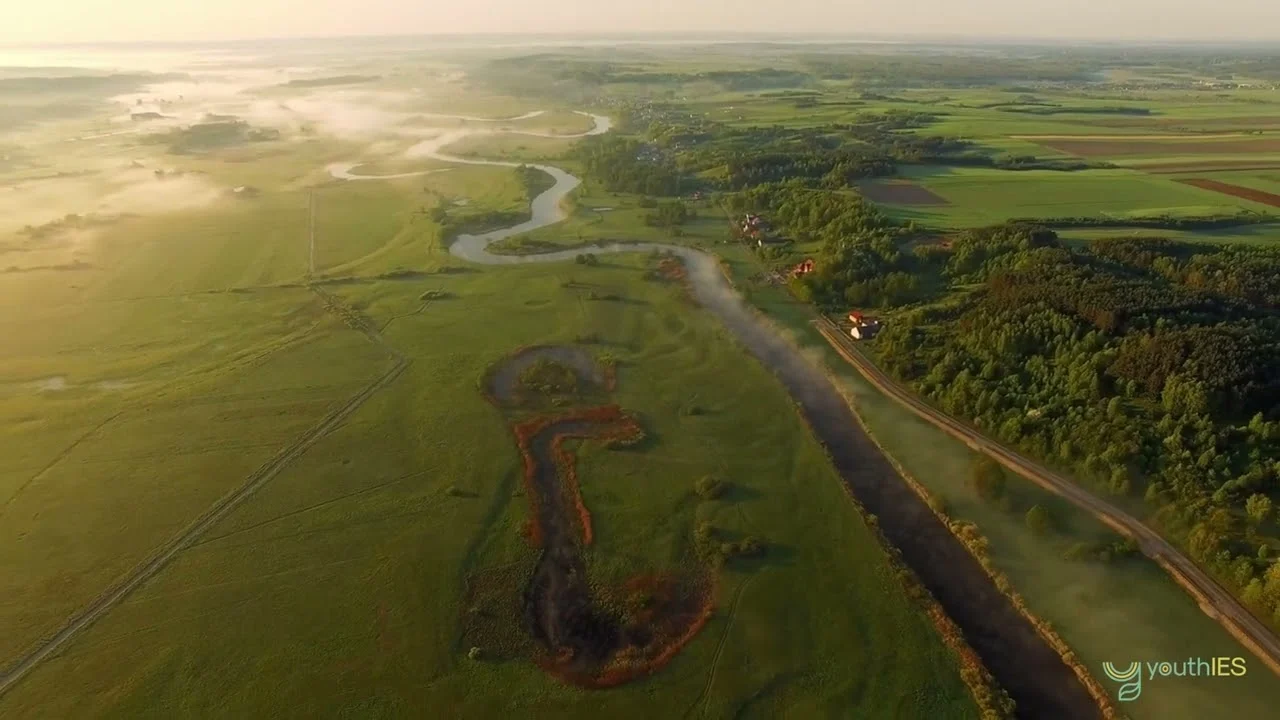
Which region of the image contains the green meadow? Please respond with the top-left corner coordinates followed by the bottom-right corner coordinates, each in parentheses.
top-left (0, 69), bottom-right (979, 716)
top-left (0, 247), bottom-right (980, 719)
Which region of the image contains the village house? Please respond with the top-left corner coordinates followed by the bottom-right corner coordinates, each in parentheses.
top-left (791, 259), bottom-right (815, 277)
top-left (848, 311), bottom-right (882, 340)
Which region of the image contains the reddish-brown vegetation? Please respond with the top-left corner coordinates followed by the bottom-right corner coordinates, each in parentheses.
top-left (1176, 177), bottom-right (1280, 208)
top-left (538, 573), bottom-right (716, 689)
top-left (858, 180), bottom-right (950, 206)
top-left (547, 408), bottom-right (643, 545)
top-left (477, 350), bottom-right (714, 690)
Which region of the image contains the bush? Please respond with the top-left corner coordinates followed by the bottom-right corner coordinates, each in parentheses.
top-left (518, 359), bottom-right (579, 396)
top-left (695, 475), bottom-right (728, 500)
top-left (696, 521), bottom-right (716, 542)
top-left (1063, 537), bottom-right (1139, 563)
top-left (1025, 504), bottom-right (1053, 535)
top-left (737, 536), bottom-right (765, 557)
top-left (968, 454), bottom-right (1007, 502)
top-left (467, 646), bottom-right (483, 661)
top-left (722, 536), bottom-right (766, 559)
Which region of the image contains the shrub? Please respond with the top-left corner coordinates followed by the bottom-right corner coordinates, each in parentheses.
top-left (721, 536), bottom-right (767, 560)
top-left (737, 536), bottom-right (765, 557)
top-left (695, 475), bottom-right (728, 500)
top-left (518, 359), bottom-right (579, 396)
top-left (1025, 504), bottom-right (1053, 535)
top-left (968, 454), bottom-right (1007, 502)
top-left (467, 646), bottom-right (483, 661)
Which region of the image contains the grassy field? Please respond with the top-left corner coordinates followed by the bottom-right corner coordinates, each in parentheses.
top-left (0, 64), bottom-right (982, 716)
top-left (0, 255), bottom-right (980, 719)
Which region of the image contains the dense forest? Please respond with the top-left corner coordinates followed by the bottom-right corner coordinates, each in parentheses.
top-left (722, 180), bottom-right (1280, 624)
top-left (859, 227), bottom-right (1280, 625)
top-left (573, 136), bottom-right (683, 195)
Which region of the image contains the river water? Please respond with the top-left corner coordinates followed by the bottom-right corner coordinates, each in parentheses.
top-left (335, 111), bottom-right (1100, 719)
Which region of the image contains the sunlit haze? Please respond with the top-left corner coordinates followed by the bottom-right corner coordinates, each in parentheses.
top-left (5, 0), bottom-right (1280, 44)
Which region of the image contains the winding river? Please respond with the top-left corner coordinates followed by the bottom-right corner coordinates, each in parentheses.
top-left (332, 112), bottom-right (1100, 718)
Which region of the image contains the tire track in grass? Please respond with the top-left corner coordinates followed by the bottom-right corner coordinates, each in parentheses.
top-left (187, 471), bottom-right (426, 550)
top-left (0, 411), bottom-right (122, 521)
top-left (0, 289), bottom-right (409, 697)
top-left (683, 575), bottom-right (755, 720)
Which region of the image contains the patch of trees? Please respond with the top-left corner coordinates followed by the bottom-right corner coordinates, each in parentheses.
top-left (673, 114), bottom-right (990, 190)
top-left (863, 223), bottom-right (1280, 624)
top-left (726, 181), bottom-right (927, 307)
top-left (695, 475), bottom-right (729, 500)
top-left (575, 136), bottom-right (682, 196)
top-left (437, 209), bottom-right (528, 243)
top-left (992, 155), bottom-right (1114, 171)
top-left (996, 105), bottom-right (1152, 116)
top-left (968, 455), bottom-right (1008, 502)
top-left (515, 164), bottom-right (553, 201)
top-left (1014, 213), bottom-right (1276, 230)
top-left (519, 359), bottom-right (579, 396)
top-left (282, 75), bottom-right (379, 88)
top-left (694, 522), bottom-right (764, 565)
top-left (698, 69), bottom-right (812, 91)
top-left (0, 72), bottom-right (181, 95)
top-left (150, 120), bottom-right (280, 154)
top-left (800, 54), bottom-right (1096, 86)
top-left (644, 200), bottom-right (696, 230)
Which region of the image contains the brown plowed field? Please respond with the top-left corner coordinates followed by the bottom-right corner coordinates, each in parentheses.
top-left (1142, 161), bottom-right (1280, 174)
top-left (1177, 178), bottom-right (1280, 208)
top-left (1088, 115), bottom-right (1280, 129)
top-left (858, 180), bottom-right (949, 205)
top-left (1033, 137), bottom-right (1280, 157)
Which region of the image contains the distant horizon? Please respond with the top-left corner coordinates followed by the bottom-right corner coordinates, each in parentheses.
top-left (3, 29), bottom-right (1280, 50)
top-left (5, 1), bottom-right (1280, 46)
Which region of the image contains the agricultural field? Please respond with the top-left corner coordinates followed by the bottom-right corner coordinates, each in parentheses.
top-left (883, 166), bottom-right (1273, 228)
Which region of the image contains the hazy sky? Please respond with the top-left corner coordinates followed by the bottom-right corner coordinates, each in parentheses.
top-left (4, 0), bottom-right (1280, 44)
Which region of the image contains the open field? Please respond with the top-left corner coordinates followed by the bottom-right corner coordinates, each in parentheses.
top-left (0, 257), bottom-right (980, 719)
top-left (857, 180), bottom-right (949, 206)
top-left (884, 166), bottom-right (1273, 228)
top-left (0, 54), bottom-right (983, 717)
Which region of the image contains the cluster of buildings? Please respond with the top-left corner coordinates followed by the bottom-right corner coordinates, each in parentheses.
top-left (791, 259), bottom-right (815, 277)
top-left (740, 214), bottom-right (790, 248)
